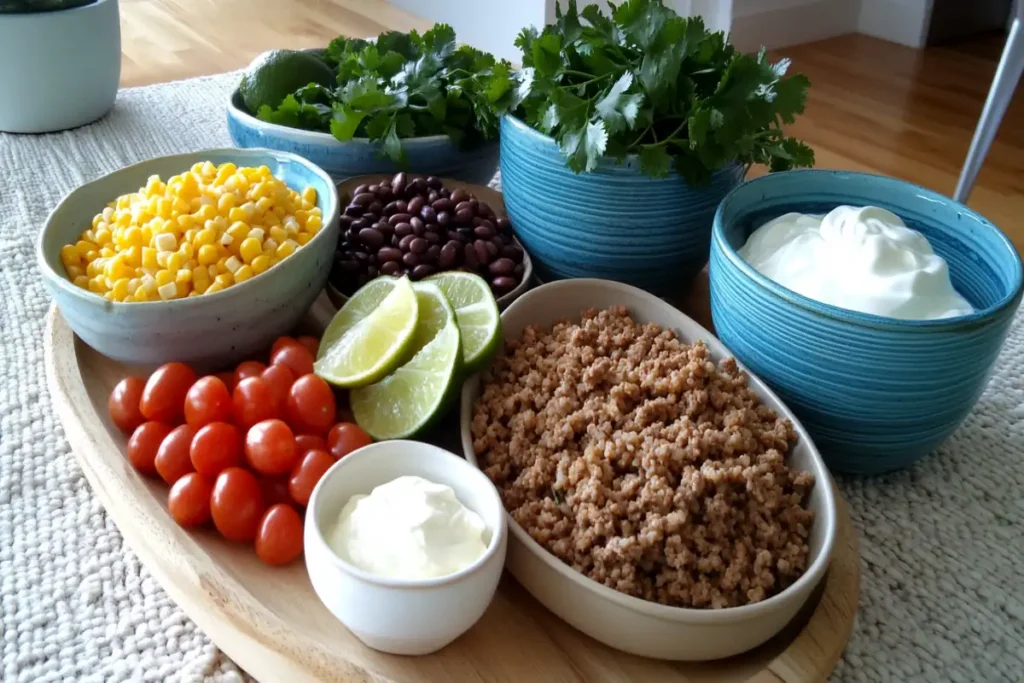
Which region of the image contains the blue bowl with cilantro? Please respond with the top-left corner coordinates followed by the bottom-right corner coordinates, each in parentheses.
top-left (227, 27), bottom-right (517, 185)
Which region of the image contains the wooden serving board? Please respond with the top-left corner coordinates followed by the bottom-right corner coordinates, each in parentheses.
top-left (45, 294), bottom-right (860, 683)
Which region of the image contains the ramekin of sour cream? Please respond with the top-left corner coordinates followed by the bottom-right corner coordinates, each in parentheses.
top-left (738, 205), bottom-right (974, 320)
top-left (304, 440), bottom-right (507, 656)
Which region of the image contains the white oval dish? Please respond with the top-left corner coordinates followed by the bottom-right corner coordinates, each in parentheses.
top-left (304, 440), bottom-right (508, 656)
top-left (459, 278), bottom-right (838, 661)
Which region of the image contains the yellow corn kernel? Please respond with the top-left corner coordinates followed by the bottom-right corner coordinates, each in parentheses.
top-left (94, 228), bottom-right (112, 246)
top-left (301, 187), bottom-right (317, 205)
top-left (268, 226), bottom-right (288, 244)
top-left (197, 204), bottom-right (217, 221)
top-left (255, 197), bottom-right (273, 215)
top-left (224, 255), bottom-right (243, 274)
top-left (193, 227), bottom-right (216, 247)
top-left (154, 232), bottom-right (177, 252)
top-left (155, 270), bottom-right (174, 287)
top-left (207, 264), bottom-right (218, 279)
top-left (74, 275), bottom-right (89, 289)
top-left (296, 232), bottom-right (313, 246)
top-left (240, 202), bottom-right (256, 219)
top-left (127, 278), bottom-right (141, 295)
top-left (175, 269), bottom-right (192, 285)
top-left (305, 214), bottom-right (322, 234)
top-left (75, 240), bottom-right (98, 257)
top-left (251, 254), bottom-right (270, 275)
top-left (122, 227), bottom-right (144, 249)
top-left (204, 283), bottom-right (224, 295)
top-left (197, 244), bottom-right (218, 266)
top-left (172, 198), bottom-right (191, 214)
top-left (239, 237), bottom-right (262, 264)
top-left (65, 265), bottom-right (85, 281)
top-left (214, 273), bottom-right (233, 288)
top-left (263, 238), bottom-right (279, 253)
top-left (115, 212), bottom-right (132, 228)
top-left (141, 247), bottom-right (158, 270)
top-left (227, 207), bottom-right (246, 223)
top-left (272, 205), bottom-right (288, 219)
top-left (85, 250), bottom-right (99, 263)
top-left (217, 192), bottom-right (237, 213)
top-left (233, 265), bottom-right (254, 283)
top-left (110, 279), bottom-right (130, 301)
top-left (179, 242), bottom-right (194, 261)
top-left (91, 215), bottom-right (103, 229)
top-left (157, 199), bottom-right (172, 219)
top-left (227, 221), bottom-right (249, 242)
top-left (124, 246), bottom-right (142, 267)
top-left (156, 252), bottom-right (170, 268)
top-left (167, 252), bottom-right (186, 273)
top-left (86, 261), bottom-right (100, 278)
top-left (276, 240), bottom-right (297, 259)
top-left (200, 161), bottom-right (216, 177)
top-left (192, 266), bottom-right (210, 293)
top-left (88, 276), bottom-right (105, 293)
top-left (256, 165), bottom-right (272, 178)
top-left (60, 245), bottom-right (80, 266)
top-left (157, 282), bottom-right (179, 300)
top-left (133, 288), bottom-right (150, 302)
top-left (99, 247), bottom-right (115, 259)
top-left (177, 214), bottom-right (195, 230)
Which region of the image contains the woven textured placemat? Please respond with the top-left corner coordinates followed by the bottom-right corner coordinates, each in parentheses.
top-left (1, 72), bottom-right (1022, 683)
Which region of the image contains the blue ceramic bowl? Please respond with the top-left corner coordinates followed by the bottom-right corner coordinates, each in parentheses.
top-left (227, 90), bottom-right (499, 185)
top-left (37, 148), bottom-right (340, 369)
top-left (499, 115), bottom-right (745, 296)
top-left (709, 170), bottom-right (1023, 474)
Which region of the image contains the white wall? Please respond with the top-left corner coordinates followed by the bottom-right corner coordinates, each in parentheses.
top-left (730, 0), bottom-right (861, 51)
top-left (857, 0), bottom-right (934, 47)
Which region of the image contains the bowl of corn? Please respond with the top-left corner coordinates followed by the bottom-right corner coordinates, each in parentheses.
top-left (37, 147), bottom-right (340, 367)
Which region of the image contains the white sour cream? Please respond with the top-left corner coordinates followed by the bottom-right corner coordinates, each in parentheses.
top-left (327, 475), bottom-right (488, 580)
top-left (737, 205), bottom-right (974, 320)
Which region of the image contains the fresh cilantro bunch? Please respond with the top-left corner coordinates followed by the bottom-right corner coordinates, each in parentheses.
top-left (512, 0), bottom-right (814, 185)
top-left (256, 25), bottom-right (519, 163)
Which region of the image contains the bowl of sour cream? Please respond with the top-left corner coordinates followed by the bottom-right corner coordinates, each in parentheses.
top-left (709, 169), bottom-right (1023, 474)
top-left (304, 440), bottom-right (507, 655)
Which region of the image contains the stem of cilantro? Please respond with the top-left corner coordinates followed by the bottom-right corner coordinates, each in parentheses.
top-left (645, 120), bottom-right (688, 148)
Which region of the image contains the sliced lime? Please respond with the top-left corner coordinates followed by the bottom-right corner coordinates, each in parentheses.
top-left (314, 276), bottom-right (418, 388)
top-left (426, 271), bottom-right (501, 374)
top-left (350, 281), bottom-right (463, 440)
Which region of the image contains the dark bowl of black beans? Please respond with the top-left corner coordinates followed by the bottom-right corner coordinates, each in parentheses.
top-left (327, 173), bottom-right (534, 310)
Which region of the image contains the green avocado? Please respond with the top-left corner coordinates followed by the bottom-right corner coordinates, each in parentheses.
top-left (238, 49), bottom-right (336, 113)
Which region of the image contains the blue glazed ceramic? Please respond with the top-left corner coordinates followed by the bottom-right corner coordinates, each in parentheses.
top-left (37, 148), bottom-right (340, 369)
top-left (498, 115), bottom-right (745, 296)
top-left (709, 169), bottom-right (1023, 474)
top-left (227, 90), bottom-right (499, 185)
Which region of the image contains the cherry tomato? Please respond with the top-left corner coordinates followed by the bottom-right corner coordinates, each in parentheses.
top-left (140, 362), bottom-right (197, 423)
top-left (168, 473), bottom-right (213, 528)
top-left (261, 476), bottom-right (294, 507)
top-left (285, 374), bottom-right (336, 436)
top-left (327, 422), bottom-right (373, 460)
top-left (296, 336), bottom-right (319, 357)
top-left (184, 376), bottom-right (233, 428)
top-left (255, 504), bottom-right (304, 566)
top-left (211, 467), bottom-right (265, 542)
top-left (232, 377), bottom-right (276, 429)
top-left (127, 421), bottom-right (173, 475)
top-left (270, 343), bottom-right (314, 379)
top-left (288, 449), bottom-right (334, 507)
top-left (155, 424), bottom-right (197, 485)
top-left (216, 371), bottom-right (237, 394)
top-left (234, 360), bottom-right (267, 385)
top-left (190, 421), bottom-right (243, 476)
top-left (245, 419), bottom-right (297, 476)
top-left (260, 364), bottom-right (294, 415)
top-left (109, 376), bottom-right (146, 433)
top-left (271, 336), bottom-right (299, 357)
top-left (295, 434), bottom-right (328, 457)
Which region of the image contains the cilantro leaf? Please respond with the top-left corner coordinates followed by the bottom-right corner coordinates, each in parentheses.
top-left (595, 71), bottom-right (642, 134)
top-left (532, 33), bottom-right (563, 78)
top-left (639, 145), bottom-right (672, 177)
top-left (330, 103), bottom-right (366, 140)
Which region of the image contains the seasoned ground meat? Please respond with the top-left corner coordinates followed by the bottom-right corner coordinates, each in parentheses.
top-left (471, 306), bottom-right (815, 609)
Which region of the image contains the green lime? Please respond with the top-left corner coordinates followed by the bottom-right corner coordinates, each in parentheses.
top-left (350, 281), bottom-right (463, 440)
top-left (314, 276), bottom-right (418, 388)
top-left (239, 49), bottom-right (336, 113)
top-left (426, 271), bottom-right (501, 374)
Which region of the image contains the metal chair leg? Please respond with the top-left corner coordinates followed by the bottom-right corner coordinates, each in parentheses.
top-left (953, 16), bottom-right (1024, 203)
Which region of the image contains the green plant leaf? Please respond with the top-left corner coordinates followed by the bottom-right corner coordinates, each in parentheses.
top-left (639, 144), bottom-right (672, 177)
top-left (532, 33), bottom-right (564, 78)
top-left (330, 103), bottom-right (366, 140)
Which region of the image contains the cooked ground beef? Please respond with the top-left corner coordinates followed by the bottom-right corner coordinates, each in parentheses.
top-left (471, 306), bottom-right (815, 609)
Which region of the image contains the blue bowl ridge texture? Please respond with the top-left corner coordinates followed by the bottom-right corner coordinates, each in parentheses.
top-left (227, 90), bottom-right (499, 185)
top-left (709, 170), bottom-right (1023, 474)
top-left (499, 115), bottom-right (745, 296)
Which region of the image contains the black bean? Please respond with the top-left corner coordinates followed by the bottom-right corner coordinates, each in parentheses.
top-left (409, 178), bottom-right (427, 196)
top-left (376, 186), bottom-right (393, 202)
top-left (378, 247), bottom-right (402, 262)
top-left (352, 192), bottom-right (375, 207)
top-left (492, 276), bottom-right (517, 292)
top-left (399, 234), bottom-right (416, 251)
top-left (469, 199), bottom-right (479, 213)
top-left (439, 188), bottom-right (451, 199)
top-left (437, 211), bottom-right (451, 226)
top-left (424, 231), bottom-right (441, 244)
top-left (420, 206), bottom-right (437, 224)
top-left (439, 242), bottom-right (459, 268)
top-left (474, 240), bottom-right (491, 265)
top-left (381, 260), bottom-right (401, 276)
top-left (426, 176), bottom-right (442, 189)
top-left (353, 251), bottom-right (369, 263)
top-left (427, 190), bottom-right (439, 203)
top-left (424, 245), bottom-right (441, 263)
top-left (389, 213), bottom-right (413, 226)
top-left (489, 258), bottom-right (515, 276)
top-left (455, 208), bottom-right (474, 224)
top-left (451, 188), bottom-right (469, 203)
top-left (351, 218), bottom-right (370, 231)
top-left (496, 217), bottom-right (512, 232)
top-left (472, 216), bottom-right (483, 227)
top-left (392, 172), bottom-right (407, 194)
top-left (402, 252), bottom-right (419, 267)
top-left (454, 201), bottom-right (472, 215)
top-left (432, 198), bottom-right (453, 212)
top-left (486, 240), bottom-right (499, 258)
top-left (477, 201), bottom-right (492, 217)
top-left (368, 201), bottom-right (383, 215)
top-left (412, 264), bottom-right (435, 280)
top-left (353, 184), bottom-right (370, 196)
top-left (367, 265), bottom-right (379, 279)
top-left (412, 222), bottom-right (426, 236)
top-left (474, 223), bottom-right (496, 239)
top-left (378, 179), bottom-right (392, 189)
top-left (384, 200), bottom-right (402, 215)
top-left (394, 222), bottom-right (413, 238)
top-left (359, 228), bottom-right (385, 249)
top-left (339, 259), bottom-right (360, 273)
top-left (344, 205), bottom-right (365, 218)
top-left (499, 233), bottom-right (512, 245)
top-left (339, 215), bottom-right (354, 228)
top-left (409, 237), bottom-right (428, 254)
top-left (464, 243), bottom-right (479, 269)
top-left (513, 264), bottom-right (525, 277)
top-left (376, 221), bottom-right (394, 237)
top-left (391, 234), bottom-right (401, 247)
top-left (501, 245), bottom-right (523, 262)
top-left (409, 216), bottom-right (425, 233)
top-left (408, 196), bottom-right (425, 216)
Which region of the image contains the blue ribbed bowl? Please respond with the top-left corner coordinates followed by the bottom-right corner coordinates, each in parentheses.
top-left (499, 115), bottom-right (745, 296)
top-left (709, 169), bottom-right (1023, 474)
top-left (227, 90), bottom-right (499, 184)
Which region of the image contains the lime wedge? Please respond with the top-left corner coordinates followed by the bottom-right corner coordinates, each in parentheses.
top-left (426, 271), bottom-right (501, 374)
top-left (314, 276), bottom-right (418, 388)
top-left (350, 281), bottom-right (462, 440)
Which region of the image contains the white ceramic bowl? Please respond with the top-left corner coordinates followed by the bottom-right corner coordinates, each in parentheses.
top-left (459, 278), bottom-right (838, 661)
top-left (304, 440), bottom-right (508, 655)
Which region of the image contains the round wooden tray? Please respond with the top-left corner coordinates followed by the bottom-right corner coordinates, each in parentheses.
top-left (44, 295), bottom-right (860, 683)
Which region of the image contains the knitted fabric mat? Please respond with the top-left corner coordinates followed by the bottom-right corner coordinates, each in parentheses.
top-left (1, 72), bottom-right (1022, 683)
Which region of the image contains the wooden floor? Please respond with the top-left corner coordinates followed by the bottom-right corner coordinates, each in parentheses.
top-left (118, 1), bottom-right (1023, 253)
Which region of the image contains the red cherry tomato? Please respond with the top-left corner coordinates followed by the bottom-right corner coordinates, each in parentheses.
top-left (190, 421), bottom-right (243, 476)
top-left (295, 434), bottom-right (328, 457)
top-left (255, 504), bottom-right (304, 566)
top-left (184, 376), bottom-right (233, 428)
top-left (261, 476), bottom-right (294, 507)
top-left (260, 364), bottom-right (294, 415)
top-left (285, 374), bottom-right (336, 436)
top-left (270, 343), bottom-right (314, 379)
top-left (245, 419), bottom-right (298, 476)
top-left (232, 377), bottom-right (276, 429)
top-left (327, 422), bottom-right (373, 460)
top-left (288, 449), bottom-right (334, 507)
top-left (168, 473), bottom-right (213, 528)
top-left (211, 468), bottom-right (265, 542)
top-left (140, 362), bottom-right (197, 423)
top-left (109, 376), bottom-right (146, 433)
top-left (127, 421), bottom-right (173, 475)
top-left (271, 336), bottom-right (299, 358)
top-left (154, 424), bottom-right (197, 485)
top-left (234, 360), bottom-right (267, 385)
top-left (216, 371), bottom-right (237, 394)
top-left (296, 336), bottom-right (319, 357)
